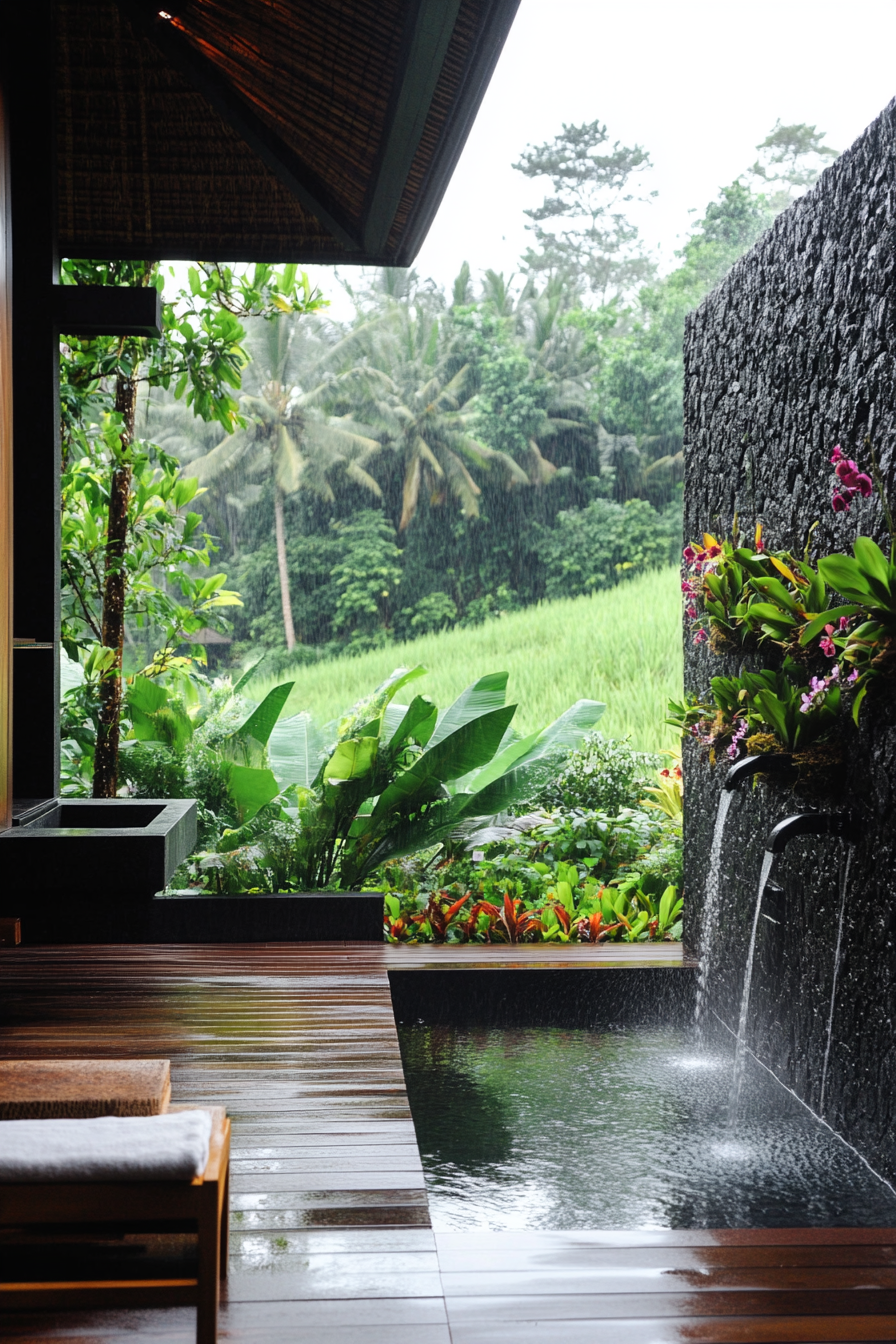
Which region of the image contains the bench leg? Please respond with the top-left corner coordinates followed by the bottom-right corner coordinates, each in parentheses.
top-left (219, 1161), bottom-right (230, 1280)
top-left (197, 1192), bottom-right (220, 1344)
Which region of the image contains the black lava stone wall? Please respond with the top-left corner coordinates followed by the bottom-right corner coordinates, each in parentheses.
top-left (682, 98), bottom-right (896, 1181)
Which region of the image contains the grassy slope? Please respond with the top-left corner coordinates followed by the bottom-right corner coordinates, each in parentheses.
top-left (250, 565), bottom-right (682, 753)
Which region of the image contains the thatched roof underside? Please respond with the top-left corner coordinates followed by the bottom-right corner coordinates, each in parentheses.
top-left (56, 0), bottom-right (519, 264)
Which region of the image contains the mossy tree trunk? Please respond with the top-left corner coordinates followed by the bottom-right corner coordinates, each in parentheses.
top-left (92, 367), bottom-right (137, 798)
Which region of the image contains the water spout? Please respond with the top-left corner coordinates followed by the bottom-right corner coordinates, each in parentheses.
top-left (728, 812), bottom-right (862, 1126)
top-left (819, 846), bottom-right (854, 1116)
top-left (765, 812), bottom-right (861, 853)
top-left (694, 789), bottom-right (733, 1040)
top-left (725, 754), bottom-right (797, 792)
top-left (727, 850), bottom-right (775, 1123)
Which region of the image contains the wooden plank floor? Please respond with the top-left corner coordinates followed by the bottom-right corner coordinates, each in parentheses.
top-left (436, 1230), bottom-right (896, 1342)
top-left (0, 943), bottom-right (891, 1344)
top-left (0, 944), bottom-right (447, 1344)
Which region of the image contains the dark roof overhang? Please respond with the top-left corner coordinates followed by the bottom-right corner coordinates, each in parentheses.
top-left (56, 0), bottom-right (520, 264)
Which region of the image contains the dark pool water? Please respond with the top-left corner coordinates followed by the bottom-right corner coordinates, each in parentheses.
top-left (398, 1025), bottom-right (896, 1231)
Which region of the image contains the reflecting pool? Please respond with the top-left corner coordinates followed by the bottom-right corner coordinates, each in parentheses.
top-left (398, 1025), bottom-right (896, 1230)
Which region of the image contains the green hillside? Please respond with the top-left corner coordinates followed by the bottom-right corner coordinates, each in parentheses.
top-left (249, 565), bottom-right (682, 753)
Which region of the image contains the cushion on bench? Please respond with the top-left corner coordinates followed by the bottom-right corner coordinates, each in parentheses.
top-left (0, 1059), bottom-right (171, 1118)
top-left (0, 1109), bottom-right (212, 1182)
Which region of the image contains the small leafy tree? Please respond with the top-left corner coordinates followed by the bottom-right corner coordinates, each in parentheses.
top-left (330, 511), bottom-right (403, 647)
top-left (60, 260), bottom-right (325, 796)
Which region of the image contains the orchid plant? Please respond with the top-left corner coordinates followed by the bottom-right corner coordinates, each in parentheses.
top-left (668, 661), bottom-right (848, 760)
top-left (680, 442), bottom-right (896, 729)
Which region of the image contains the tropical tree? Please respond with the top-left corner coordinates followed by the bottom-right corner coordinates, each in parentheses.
top-left (188, 314), bottom-right (384, 650)
top-left (514, 119), bottom-right (657, 302)
top-left (328, 293), bottom-right (530, 530)
top-left (60, 259), bottom-right (323, 796)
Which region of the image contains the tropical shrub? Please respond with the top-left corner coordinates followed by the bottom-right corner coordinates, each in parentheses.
top-left (378, 799), bottom-right (682, 944)
top-left (540, 497), bottom-right (680, 600)
top-left (178, 667), bottom-right (605, 892)
top-left (381, 853), bottom-right (682, 945)
top-left (533, 732), bottom-right (658, 813)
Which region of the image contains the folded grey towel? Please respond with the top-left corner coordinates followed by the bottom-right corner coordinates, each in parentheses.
top-left (0, 1109), bottom-right (213, 1182)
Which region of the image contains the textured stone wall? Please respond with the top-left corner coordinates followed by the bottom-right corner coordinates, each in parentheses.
top-left (682, 98), bottom-right (896, 1180)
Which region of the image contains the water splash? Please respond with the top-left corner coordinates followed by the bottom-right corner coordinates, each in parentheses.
top-left (728, 849), bottom-right (775, 1124)
top-left (694, 789), bottom-right (734, 1041)
top-left (819, 845), bottom-right (854, 1116)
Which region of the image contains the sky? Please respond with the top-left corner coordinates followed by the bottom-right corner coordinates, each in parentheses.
top-left (307, 0), bottom-right (896, 315)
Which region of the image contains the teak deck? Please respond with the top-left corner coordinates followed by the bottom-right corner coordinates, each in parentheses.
top-left (0, 942), bottom-right (891, 1343)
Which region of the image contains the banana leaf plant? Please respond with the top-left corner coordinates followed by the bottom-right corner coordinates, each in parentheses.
top-left (124, 666), bottom-right (294, 824)
top-left (284, 668), bottom-right (605, 890)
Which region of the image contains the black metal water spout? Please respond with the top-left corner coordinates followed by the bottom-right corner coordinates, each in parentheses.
top-left (725, 754), bottom-right (798, 792)
top-left (765, 812), bottom-right (861, 854)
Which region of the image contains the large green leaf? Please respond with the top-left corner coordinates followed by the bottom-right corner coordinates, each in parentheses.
top-left (388, 695), bottom-right (438, 751)
top-left (373, 665), bottom-right (428, 709)
top-left (323, 737), bottom-right (378, 784)
top-left (232, 655), bottom-right (266, 696)
top-left (128, 676), bottom-right (168, 715)
top-left (268, 712), bottom-right (325, 789)
top-left (369, 704), bottom-right (517, 820)
top-left (428, 673), bottom-right (509, 748)
top-left (127, 677), bottom-right (193, 749)
top-left (227, 764), bottom-right (280, 824)
top-left (458, 699), bottom-right (605, 817)
top-left (230, 682), bottom-right (295, 750)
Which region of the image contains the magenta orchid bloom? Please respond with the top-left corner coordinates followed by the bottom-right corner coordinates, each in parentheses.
top-left (830, 445), bottom-right (873, 511)
top-left (693, 628), bottom-right (708, 645)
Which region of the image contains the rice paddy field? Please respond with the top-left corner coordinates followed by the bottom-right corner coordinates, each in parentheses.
top-left (249, 565), bottom-right (682, 753)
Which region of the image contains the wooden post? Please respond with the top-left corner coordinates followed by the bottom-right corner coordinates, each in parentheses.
top-left (0, 78), bottom-right (12, 831)
top-left (5, 0), bottom-right (60, 808)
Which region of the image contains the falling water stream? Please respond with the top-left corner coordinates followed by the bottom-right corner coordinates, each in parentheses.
top-left (727, 849), bottom-right (775, 1124)
top-left (694, 788), bottom-right (733, 1041)
top-left (819, 846), bottom-right (854, 1116)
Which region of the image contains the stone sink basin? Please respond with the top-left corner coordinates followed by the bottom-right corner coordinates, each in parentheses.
top-left (1, 798), bottom-right (197, 904)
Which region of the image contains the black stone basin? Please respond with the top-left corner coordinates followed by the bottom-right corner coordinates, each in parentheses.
top-left (1, 798), bottom-right (197, 906)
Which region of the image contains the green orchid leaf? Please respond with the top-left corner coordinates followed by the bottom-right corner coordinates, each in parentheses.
top-left (799, 605), bottom-right (862, 644)
top-left (817, 554), bottom-right (875, 602)
top-left (754, 689), bottom-right (789, 745)
top-left (853, 537), bottom-right (891, 586)
top-left (750, 576), bottom-right (804, 615)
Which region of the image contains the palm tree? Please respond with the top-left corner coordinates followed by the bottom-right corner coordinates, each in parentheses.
top-left (326, 295), bottom-right (529, 530)
top-left (189, 316), bottom-right (383, 650)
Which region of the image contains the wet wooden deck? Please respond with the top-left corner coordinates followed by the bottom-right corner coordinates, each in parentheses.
top-left (0, 943), bottom-right (891, 1343)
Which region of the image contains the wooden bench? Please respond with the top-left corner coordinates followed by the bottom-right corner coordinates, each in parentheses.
top-left (0, 1105), bottom-right (230, 1344)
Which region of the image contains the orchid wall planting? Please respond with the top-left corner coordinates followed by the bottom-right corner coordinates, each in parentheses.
top-left (671, 444), bottom-right (896, 765)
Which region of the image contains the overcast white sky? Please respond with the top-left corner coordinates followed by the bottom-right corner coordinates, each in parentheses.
top-left (307, 0), bottom-right (896, 315)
